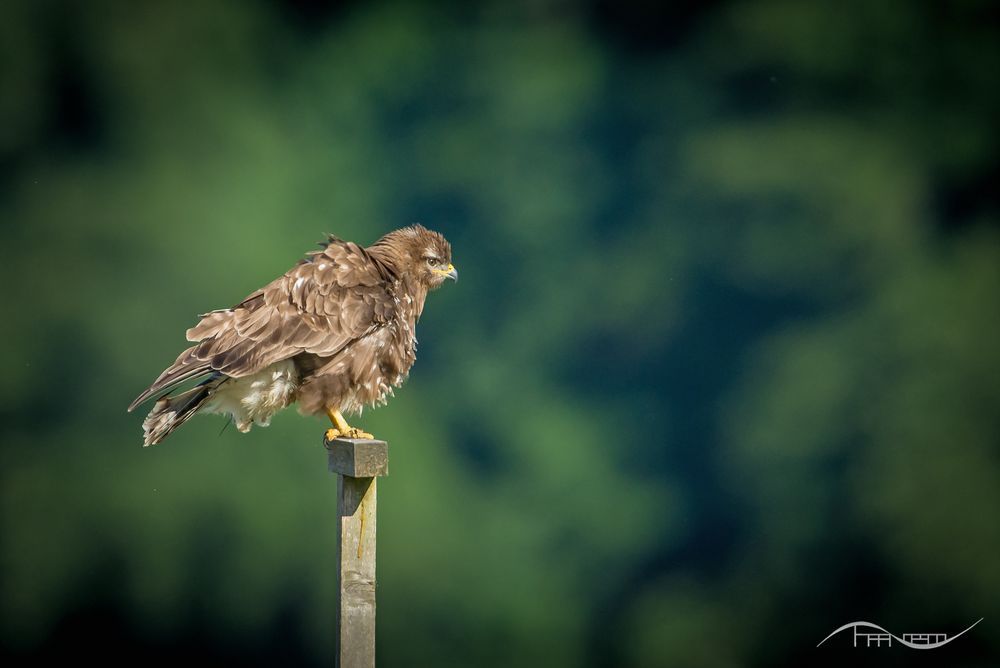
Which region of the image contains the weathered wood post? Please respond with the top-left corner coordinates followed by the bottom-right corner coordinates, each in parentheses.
top-left (326, 438), bottom-right (389, 668)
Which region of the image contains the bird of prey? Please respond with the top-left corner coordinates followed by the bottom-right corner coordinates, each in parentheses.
top-left (128, 225), bottom-right (456, 446)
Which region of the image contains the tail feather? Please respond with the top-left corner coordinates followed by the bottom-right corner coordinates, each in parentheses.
top-left (142, 381), bottom-right (218, 446)
top-left (128, 347), bottom-right (212, 412)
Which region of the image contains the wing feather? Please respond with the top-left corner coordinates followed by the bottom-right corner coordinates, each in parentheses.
top-left (129, 238), bottom-right (395, 411)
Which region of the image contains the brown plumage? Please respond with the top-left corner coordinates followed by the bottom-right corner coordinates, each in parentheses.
top-left (129, 225), bottom-right (456, 446)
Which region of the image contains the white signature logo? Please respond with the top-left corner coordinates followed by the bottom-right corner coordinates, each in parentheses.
top-left (817, 618), bottom-right (982, 649)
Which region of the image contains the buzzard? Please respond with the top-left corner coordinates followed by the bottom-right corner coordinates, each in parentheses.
top-left (128, 225), bottom-right (456, 446)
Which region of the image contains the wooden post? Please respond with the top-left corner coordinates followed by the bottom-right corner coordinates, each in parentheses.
top-left (327, 438), bottom-right (389, 668)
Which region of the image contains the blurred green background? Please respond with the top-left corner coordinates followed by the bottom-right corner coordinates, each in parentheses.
top-left (2, 0), bottom-right (999, 665)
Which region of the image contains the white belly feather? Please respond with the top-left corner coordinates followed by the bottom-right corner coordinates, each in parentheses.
top-left (203, 359), bottom-right (299, 433)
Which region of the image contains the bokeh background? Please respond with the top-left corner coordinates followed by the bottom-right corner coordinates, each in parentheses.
top-left (2, 0), bottom-right (999, 666)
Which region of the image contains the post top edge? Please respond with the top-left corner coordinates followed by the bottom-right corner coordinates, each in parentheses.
top-left (324, 437), bottom-right (388, 447)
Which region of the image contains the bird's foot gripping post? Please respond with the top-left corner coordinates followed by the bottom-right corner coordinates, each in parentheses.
top-left (327, 437), bottom-right (388, 668)
top-left (325, 408), bottom-right (375, 441)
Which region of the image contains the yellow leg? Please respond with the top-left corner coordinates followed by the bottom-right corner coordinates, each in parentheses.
top-left (324, 408), bottom-right (374, 442)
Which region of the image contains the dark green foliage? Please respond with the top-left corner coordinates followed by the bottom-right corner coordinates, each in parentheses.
top-left (1, 1), bottom-right (998, 665)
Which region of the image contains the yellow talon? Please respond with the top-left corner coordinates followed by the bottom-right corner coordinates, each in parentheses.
top-left (324, 409), bottom-right (375, 442)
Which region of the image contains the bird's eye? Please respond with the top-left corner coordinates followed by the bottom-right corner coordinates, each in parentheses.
top-left (426, 257), bottom-right (438, 267)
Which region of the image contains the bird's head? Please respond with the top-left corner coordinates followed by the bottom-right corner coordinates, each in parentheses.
top-left (371, 224), bottom-right (457, 289)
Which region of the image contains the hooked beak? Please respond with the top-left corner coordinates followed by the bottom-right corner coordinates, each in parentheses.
top-left (432, 263), bottom-right (458, 282)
